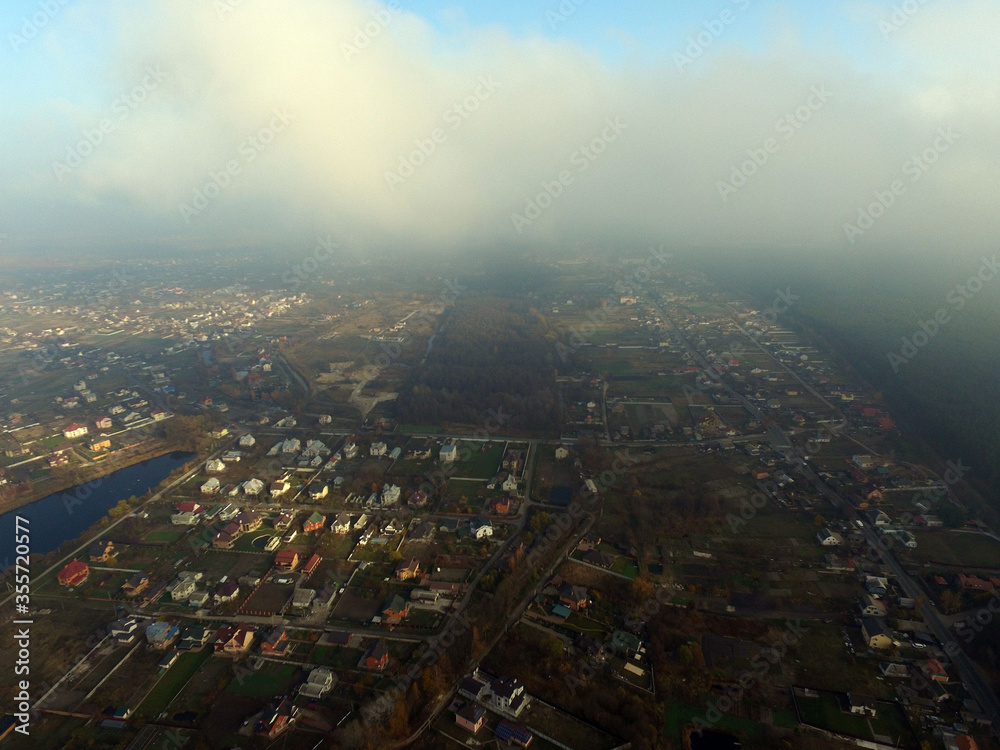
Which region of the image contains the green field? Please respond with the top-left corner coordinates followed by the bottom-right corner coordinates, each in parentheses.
top-left (227, 662), bottom-right (298, 697)
top-left (794, 690), bottom-right (915, 747)
top-left (136, 648), bottom-right (213, 719)
top-left (145, 530), bottom-right (186, 543)
top-left (453, 441), bottom-right (506, 479)
top-left (911, 531), bottom-right (1000, 568)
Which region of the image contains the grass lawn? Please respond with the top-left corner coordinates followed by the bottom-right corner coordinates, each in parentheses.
top-left (662, 701), bottom-right (765, 743)
top-left (227, 662), bottom-right (298, 697)
top-left (911, 531), bottom-right (1000, 568)
top-left (145, 530), bottom-right (185, 543)
top-left (453, 441), bottom-right (506, 479)
top-left (795, 691), bottom-right (872, 738)
top-left (135, 648), bottom-right (213, 719)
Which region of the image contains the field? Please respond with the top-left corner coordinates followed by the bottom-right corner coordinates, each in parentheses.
top-left (135, 648), bottom-right (213, 719)
top-left (793, 689), bottom-right (915, 747)
top-left (910, 530), bottom-right (1000, 568)
top-left (227, 662), bottom-right (297, 697)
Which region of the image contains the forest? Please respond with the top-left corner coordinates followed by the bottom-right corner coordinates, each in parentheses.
top-left (394, 297), bottom-right (560, 434)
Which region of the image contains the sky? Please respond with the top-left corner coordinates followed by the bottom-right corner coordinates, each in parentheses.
top-left (0, 0), bottom-right (998, 261)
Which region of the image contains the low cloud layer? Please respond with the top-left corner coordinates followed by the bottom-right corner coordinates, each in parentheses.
top-left (4, 0), bottom-right (1000, 258)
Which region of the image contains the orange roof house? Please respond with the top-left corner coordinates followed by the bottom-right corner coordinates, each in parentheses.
top-left (57, 560), bottom-right (90, 587)
top-left (274, 550), bottom-right (300, 571)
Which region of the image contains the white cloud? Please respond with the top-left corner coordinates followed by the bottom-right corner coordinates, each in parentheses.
top-left (4, 0), bottom-right (1000, 257)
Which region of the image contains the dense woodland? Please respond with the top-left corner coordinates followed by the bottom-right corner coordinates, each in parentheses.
top-left (395, 297), bottom-right (560, 433)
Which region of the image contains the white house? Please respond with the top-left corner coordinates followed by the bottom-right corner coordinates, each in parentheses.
top-left (238, 434), bottom-right (256, 448)
top-left (471, 518), bottom-right (493, 539)
top-left (440, 444), bottom-right (458, 463)
top-left (816, 527), bottom-right (843, 546)
top-left (171, 578), bottom-right (197, 601)
top-left (370, 441), bottom-right (387, 457)
top-left (299, 667), bottom-right (336, 699)
top-left (242, 478), bottom-right (265, 496)
top-left (333, 513), bottom-right (352, 533)
top-left (172, 512), bottom-right (200, 525)
top-left (201, 477), bottom-right (221, 495)
top-left (381, 484), bottom-right (401, 505)
top-left (502, 474), bottom-right (518, 493)
top-left (63, 423), bottom-right (88, 439)
top-left (859, 593), bottom-right (888, 617)
top-left (206, 459), bottom-right (226, 474)
top-left (343, 442), bottom-right (358, 459)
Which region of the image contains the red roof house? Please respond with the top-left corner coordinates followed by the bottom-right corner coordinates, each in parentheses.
top-left (57, 560), bottom-right (90, 587)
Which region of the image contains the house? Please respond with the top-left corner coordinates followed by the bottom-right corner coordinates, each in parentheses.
top-left (239, 434), bottom-right (256, 447)
top-left (866, 576), bottom-right (890, 595)
top-left (308, 483), bottom-right (328, 500)
top-left (122, 571), bottom-right (150, 596)
top-left (260, 626), bottom-right (289, 655)
top-left (440, 444), bottom-right (458, 462)
top-left (88, 540), bottom-right (115, 563)
top-left (489, 676), bottom-right (529, 716)
top-left (502, 474), bottom-right (518, 493)
top-left (95, 416), bottom-right (113, 430)
top-left (559, 583), bottom-right (588, 611)
top-left (236, 510), bottom-right (262, 532)
top-left (370, 441), bottom-right (387, 457)
top-left (241, 478), bottom-right (265, 496)
top-left (63, 423), bottom-right (88, 439)
top-left (333, 512), bottom-right (352, 533)
top-left (847, 693), bottom-right (878, 718)
top-left (214, 580), bottom-right (241, 604)
top-left (57, 560), bottom-right (90, 587)
top-left (215, 625), bottom-right (255, 654)
top-left (862, 617), bottom-right (892, 649)
top-left (299, 667), bottom-right (336, 699)
top-left (273, 511), bottom-right (294, 531)
top-left (470, 517), bottom-right (493, 540)
top-left (172, 511), bottom-right (199, 525)
top-left (925, 658), bottom-right (949, 682)
top-left (303, 553), bottom-right (322, 576)
top-left (206, 458), bottom-right (226, 473)
top-left (145, 621), bottom-right (180, 650)
top-left (343, 441), bottom-right (358, 459)
top-left (455, 703), bottom-right (486, 734)
top-left (879, 662), bottom-right (909, 678)
top-left (555, 445), bottom-right (569, 460)
top-left (274, 550), bottom-right (300, 571)
top-left (408, 490), bottom-right (429, 508)
top-left (495, 720), bottom-right (533, 747)
top-left (584, 549), bottom-right (614, 569)
top-left (178, 626), bottom-right (210, 651)
top-left (200, 477), bottom-right (221, 495)
top-left (817, 527), bottom-right (843, 546)
top-left (304, 511), bottom-right (325, 533)
top-left (362, 640), bottom-right (389, 670)
top-left (269, 478), bottom-right (291, 498)
top-left (859, 593), bottom-right (888, 617)
top-left (188, 590), bottom-right (209, 608)
top-left (395, 558), bottom-right (420, 581)
top-left (254, 697), bottom-right (297, 739)
top-left (88, 438), bottom-right (111, 452)
top-left (293, 588), bottom-right (316, 609)
top-left (108, 615), bottom-right (144, 644)
top-left (381, 594), bottom-right (410, 624)
top-left (171, 578), bottom-right (197, 602)
top-left (381, 484), bottom-right (401, 504)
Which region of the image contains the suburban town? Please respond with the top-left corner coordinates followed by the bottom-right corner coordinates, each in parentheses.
top-left (1, 251), bottom-right (998, 750)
